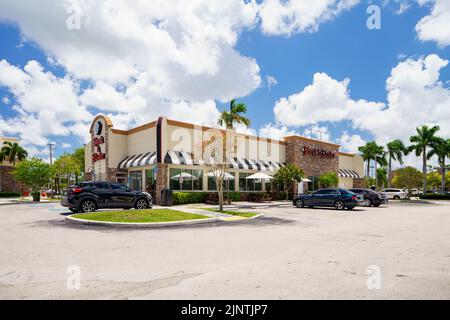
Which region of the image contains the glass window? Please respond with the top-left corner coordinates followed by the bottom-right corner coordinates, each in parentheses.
top-left (129, 171), bottom-right (142, 191)
top-left (145, 168), bottom-right (156, 193)
top-left (169, 168), bottom-right (203, 191)
top-left (308, 176), bottom-right (319, 192)
top-left (111, 183), bottom-right (129, 191)
top-left (239, 172), bottom-right (262, 191)
top-left (208, 172), bottom-right (235, 191)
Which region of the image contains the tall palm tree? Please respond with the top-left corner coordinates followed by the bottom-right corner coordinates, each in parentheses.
top-left (386, 139), bottom-right (407, 187)
top-left (408, 125), bottom-right (440, 194)
top-left (428, 137), bottom-right (450, 194)
top-left (376, 167), bottom-right (389, 189)
top-left (0, 150), bottom-right (6, 163)
top-left (358, 141), bottom-right (383, 177)
top-left (374, 148), bottom-right (388, 190)
top-left (1, 141), bottom-right (28, 166)
top-left (217, 99), bottom-right (251, 129)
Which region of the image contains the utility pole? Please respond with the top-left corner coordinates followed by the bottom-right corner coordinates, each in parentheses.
top-left (47, 143), bottom-right (55, 197)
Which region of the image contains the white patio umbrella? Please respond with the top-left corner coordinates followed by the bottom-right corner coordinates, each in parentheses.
top-left (302, 178), bottom-right (312, 182)
top-left (245, 172), bottom-right (273, 180)
top-left (207, 171), bottom-right (235, 180)
top-left (170, 172), bottom-right (198, 180)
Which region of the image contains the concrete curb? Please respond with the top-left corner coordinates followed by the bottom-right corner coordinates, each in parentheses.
top-left (65, 215), bottom-right (222, 228)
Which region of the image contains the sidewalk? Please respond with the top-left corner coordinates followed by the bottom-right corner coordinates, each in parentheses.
top-left (185, 200), bottom-right (292, 210)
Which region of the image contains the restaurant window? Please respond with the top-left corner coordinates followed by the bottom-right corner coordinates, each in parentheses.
top-left (129, 171), bottom-right (142, 191)
top-left (145, 168), bottom-right (156, 193)
top-left (239, 172), bottom-right (262, 191)
top-left (169, 168), bottom-right (203, 191)
top-left (307, 176), bottom-right (319, 192)
top-left (208, 172), bottom-right (235, 191)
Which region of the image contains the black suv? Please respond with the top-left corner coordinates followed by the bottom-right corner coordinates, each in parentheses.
top-left (61, 181), bottom-right (153, 213)
top-left (349, 188), bottom-right (388, 207)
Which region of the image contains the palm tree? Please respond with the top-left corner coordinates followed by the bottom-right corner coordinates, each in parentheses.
top-left (1, 141), bottom-right (28, 166)
top-left (408, 125), bottom-right (440, 194)
top-left (376, 167), bottom-right (389, 189)
top-left (215, 99), bottom-right (250, 211)
top-left (428, 137), bottom-right (450, 194)
top-left (358, 141), bottom-right (383, 178)
top-left (374, 148), bottom-right (388, 190)
top-left (0, 150), bottom-right (6, 163)
top-left (386, 139), bottom-right (407, 187)
top-left (217, 99), bottom-right (251, 129)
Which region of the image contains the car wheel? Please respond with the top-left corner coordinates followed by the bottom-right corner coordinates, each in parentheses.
top-left (334, 200), bottom-right (345, 210)
top-left (295, 199), bottom-right (304, 208)
top-left (363, 199), bottom-right (372, 207)
top-left (393, 195), bottom-right (400, 200)
top-left (80, 200), bottom-right (97, 213)
top-left (135, 198), bottom-right (149, 210)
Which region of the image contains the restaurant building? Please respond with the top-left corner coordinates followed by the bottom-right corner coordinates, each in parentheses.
top-left (85, 115), bottom-right (364, 203)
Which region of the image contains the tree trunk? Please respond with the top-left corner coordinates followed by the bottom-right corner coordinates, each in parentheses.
top-left (388, 156), bottom-right (392, 188)
top-left (441, 167), bottom-right (446, 194)
top-left (285, 184), bottom-right (289, 200)
top-left (422, 147), bottom-right (427, 194)
top-left (374, 160), bottom-right (378, 190)
top-left (366, 159), bottom-right (371, 177)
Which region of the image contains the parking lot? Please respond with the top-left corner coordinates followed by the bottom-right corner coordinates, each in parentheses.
top-left (0, 201), bottom-right (449, 299)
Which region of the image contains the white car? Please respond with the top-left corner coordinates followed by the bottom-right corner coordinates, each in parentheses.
top-left (380, 188), bottom-right (408, 200)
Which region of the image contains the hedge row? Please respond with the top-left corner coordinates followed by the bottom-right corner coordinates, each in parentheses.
top-left (172, 192), bottom-right (208, 205)
top-left (419, 194), bottom-right (450, 200)
top-left (172, 191), bottom-right (288, 204)
top-left (0, 192), bottom-right (21, 198)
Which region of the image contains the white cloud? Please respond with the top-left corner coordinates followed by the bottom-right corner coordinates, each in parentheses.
top-left (2, 96), bottom-right (9, 104)
top-left (273, 54), bottom-right (450, 147)
top-left (61, 142), bottom-right (72, 148)
top-left (259, 123), bottom-right (298, 140)
top-left (338, 132), bottom-right (366, 153)
top-left (273, 72), bottom-right (385, 127)
top-left (416, 0), bottom-right (450, 47)
top-left (258, 0), bottom-right (359, 36)
top-left (265, 75), bottom-right (278, 90)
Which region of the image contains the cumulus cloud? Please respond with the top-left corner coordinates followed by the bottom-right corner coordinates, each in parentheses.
top-left (273, 54), bottom-right (450, 146)
top-left (259, 0), bottom-right (359, 36)
top-left (338, 132), bottom-right (366, 153)
top-left (259, 123), bottom-right (298, 140)
top-left (416, 0), bottom-right (450, 47)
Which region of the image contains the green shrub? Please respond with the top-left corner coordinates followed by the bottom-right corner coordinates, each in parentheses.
top-left (226, 191), bottom-right (241, 202)
top-left (419, 194), bottom-right (450, 200)
top-left (0, 192), bottom-right (21, 198)
top-left (272, 192), bottom-right (287, 200)
top-left (172, 192), bottom-right (208, 205)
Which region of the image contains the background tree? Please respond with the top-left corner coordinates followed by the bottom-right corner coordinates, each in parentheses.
top-left (386, 139), bottom-right (407, 187)
top-left (428, 137), bottom-right (450, 193)
top-left (318, 171), bottom-right (338, 188)
top-left (71, 147), bottom-right (86, 182)
top-left (53, 153), bottom-right (79, 192)
top-left (426, 171), bottom-right (441, 191)
top-left (374, 148), bottom-right (387, 190)
top-left (376, 167), bottom-right (388, 189)
top-left (217, 99), bottom-right (251, 129)
top-left (1, 141), bottom-right (28, 166)
top-left (358, 141), bottom-right (383, 177)
top-left (391, 167), bottom-right (423, 190)
top-left (273, 164), bottom-right (304, 200)
top-left (12, 158), bottom-right (52, 201)
top-left (408, 125), bottom-right (440, 194)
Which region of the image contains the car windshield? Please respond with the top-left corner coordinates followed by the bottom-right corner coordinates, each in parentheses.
top-left (338, 188), bottom-right (353, 194)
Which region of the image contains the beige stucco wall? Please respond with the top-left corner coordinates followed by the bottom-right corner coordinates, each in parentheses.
top-left (338, 177), bottom-right (354, 188)
top-left (108, 131), bottom-right (128, 168)
top-left (339, 153), bottom-right (364, 177)
top-left (127, 127), bottom-right (157, 157)
top-left (85, 141), bottom-right (92, 173)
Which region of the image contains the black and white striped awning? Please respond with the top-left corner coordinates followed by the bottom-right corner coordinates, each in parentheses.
top-left (338, 169), bottom-right (361, 179)
top-left (164, 151), bottom-right (285, 172)
top-left (118, 152), bottom-right (156, 169)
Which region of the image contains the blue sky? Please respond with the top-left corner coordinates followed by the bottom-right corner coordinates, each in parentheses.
top-left (0, 0), bottom-right (449, 166)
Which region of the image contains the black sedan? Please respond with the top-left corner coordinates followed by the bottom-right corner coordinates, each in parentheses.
top-left (293, 188), bottom-right (362, 210)
top-left (349, 188), bottom-right (388, 207)
top-left (61, 181), bottom-right (153, 213)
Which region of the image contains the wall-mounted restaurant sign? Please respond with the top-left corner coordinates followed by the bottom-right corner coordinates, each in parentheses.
top-left (303, 146), bottom-right (336, 159)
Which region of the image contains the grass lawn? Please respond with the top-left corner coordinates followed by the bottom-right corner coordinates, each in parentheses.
top-left (203, 208), bottom-right (258, 218)
top-left (72, 209), bottom-right (209, 223)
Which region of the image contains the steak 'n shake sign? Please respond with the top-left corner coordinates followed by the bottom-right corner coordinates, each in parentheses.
top-left (303, 146), bottom-right (336, 159)
top-left (92, 120), bottom-right (106, 162)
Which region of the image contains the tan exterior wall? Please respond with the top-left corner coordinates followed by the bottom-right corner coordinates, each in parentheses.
top-left (0, 137), bottom-right (19, 166)
top-left (339, 153), bottom-right (364, 177)
top-left (85, 141), bottom-right (92, 173)
top-left (338, 177), bottom-right (354, 189)
top-left (127, 127), bottom-right (156, 158)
